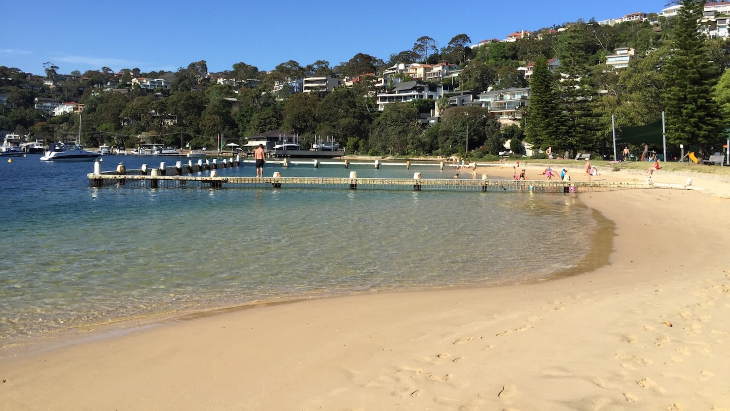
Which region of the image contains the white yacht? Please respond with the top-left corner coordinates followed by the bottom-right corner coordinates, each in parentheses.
top-left (40, 142), bottom-right (100, 162)
top-left (0, 134), bottom-right (25, 157)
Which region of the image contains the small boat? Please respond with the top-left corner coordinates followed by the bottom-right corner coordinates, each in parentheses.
top-left (157, 147), bottom-right (182, 156)
top-left (22, 140), bottom-right (46, 154)
top-left (40, 142), bottom-right (100, 162)
top-left (1, 134), bottom-right (25, 157)
top-left (98, 144), bottom-right (111, 155)
top-left (186, 151), bottom-right (206, 158)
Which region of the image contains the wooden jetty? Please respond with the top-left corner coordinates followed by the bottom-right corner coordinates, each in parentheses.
top-left (88, 160), bottom-right (654, 192)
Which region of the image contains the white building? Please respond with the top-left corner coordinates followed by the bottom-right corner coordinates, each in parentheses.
top-left (132, 78), bottom-right (170, 90)
top-left (53, 102), bottom-right (84, 116)
top-left (605, 47), bottom-right (636, 69)
top-left (376, 81), bottom-right (443, 111)
top-left (477, 87), bottom-right (530, 126)
top-left (34, 97), bottom-right (61, 116)
top-left (303, 75), bottom-right (342, 93)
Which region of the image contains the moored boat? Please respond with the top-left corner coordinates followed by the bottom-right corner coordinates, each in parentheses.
top-left (1, 133), bottom-right (25, 157)
top-left (40, 142), bottom-right (100, 162)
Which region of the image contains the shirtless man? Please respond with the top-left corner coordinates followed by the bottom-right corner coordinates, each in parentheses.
top-left (254, 144), bottom-right (266, 177)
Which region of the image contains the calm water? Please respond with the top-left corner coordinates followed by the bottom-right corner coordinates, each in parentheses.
top-left (0, 154), bottom-right (596, 346)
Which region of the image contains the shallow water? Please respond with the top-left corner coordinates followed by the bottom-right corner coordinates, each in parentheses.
top-left (0, 155), bottom-right (596, 345)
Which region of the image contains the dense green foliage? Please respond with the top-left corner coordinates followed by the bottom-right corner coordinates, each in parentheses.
top-left (3, 5), bottom-right (730, 158)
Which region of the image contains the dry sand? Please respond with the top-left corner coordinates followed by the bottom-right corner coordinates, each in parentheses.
top-left (1, 163), bottom-right (729, 410)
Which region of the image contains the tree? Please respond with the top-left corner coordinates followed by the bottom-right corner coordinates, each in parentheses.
top-left (412, 36), bottom-right (438, 62)
top-left (555, 23), bottom-right (598, 155)
top-left (337, 53), bottom-right (380, 78)
top-left (283, 92), bottom-right (319, 135)
top-left (461, 60), bottom-right (497, 92)
top-left (441, 34), bottom-right (472, 64)
top-left (387, 50), bottom-right (419, 66)
top-left (316, 88), bottom-right (369, 142)
top-left (231, 62), bottom-right (261, 81)
top-left (663, 0), bottom-right (725, 155)
top-left (43, 62), bottom-right (58, 79)
top-left (305, 60), bottom-right (335, 77)
top-left (369, 103), bottom-right (421, 154)
top-left (524, 56), bottom-right (563, 150)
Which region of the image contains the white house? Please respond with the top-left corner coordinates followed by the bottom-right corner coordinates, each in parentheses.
top-left (376, 81), bottom-right (443, 111)
top-left (477, 87), bottom-right (530, 126)
top-left (518, 58), bottom-right (560, 81)
top-left (132, 78), bottom-right (170, 90)
top-left (303, 75), bottom-right (342, 93)
top-left (53, 102), bottom-right (84, 116)
top-left (605, 47), bottom-right (636, 69)
top-left (34, 97), bottom-right (61, 115)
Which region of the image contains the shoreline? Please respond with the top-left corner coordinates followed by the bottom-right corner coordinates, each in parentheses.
top-left (1, 171), bottom-right (729, 409)
top-left (0, 195), bottom-right (605, 358)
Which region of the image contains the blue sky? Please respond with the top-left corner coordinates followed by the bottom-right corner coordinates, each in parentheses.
top-left (2, 0), bottom-right (669, 76)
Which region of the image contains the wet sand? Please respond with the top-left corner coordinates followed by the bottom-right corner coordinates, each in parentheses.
top-left (1, 165), bottom-right (729, 410)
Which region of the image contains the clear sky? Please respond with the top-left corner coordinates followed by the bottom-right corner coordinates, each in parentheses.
top-left (2, 0), bottom-right (669, 76)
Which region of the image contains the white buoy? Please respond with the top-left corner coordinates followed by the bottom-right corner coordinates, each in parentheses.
top-left (151, 168), bottom-right (159, 177)
top-left (141, 164), bottom-right (148, 174)
top-left (374, 160), bottom-right (379, 169)
top-left (273, 171), bottom-right (281, 178)
top-left (413, 172), bottom-right (421, 179)
top-left (94, 160), bottom-right (101, 175)
top-left (350, 171), bottom-right (357, 179)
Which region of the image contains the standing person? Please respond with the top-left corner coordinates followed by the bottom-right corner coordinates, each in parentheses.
top-left (585, 158), bottom-right (592, 182)
top-left (623, 146), bottom-right (630, 162)
top-left (519, 169), bottom-right (526, 180)
top-left (254, 144), bottom-right (266, 178)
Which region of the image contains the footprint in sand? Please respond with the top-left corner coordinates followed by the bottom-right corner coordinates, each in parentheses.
top-left (656, 336), bottom-right (670, 347)
top-left (679, 310), bottom-right (692, 320)
top-left (526, 315), bottom-right (541, 322)
top-left (665, 356), bottom-right (683, 366)
top-left (453, 337), bottom-right (474, 345)
top-left (667, 403), bottom-right (684, 410)
top-left (452, 357), bottom-right (463, 363)
top-left (644, 325), bottom-right (657, 332)
top-left (699, 315), bottom-right (712, 323)
top-left (437, 353), bottom-right (451, 359)
top-left (484, 344), bottom-right (494, 350)
top-left (684, 323), bottom-right (702, 334)
top-left (496, 329), bottom-right (513, 337)
top-left (677, 346), bottom-right (692, 356)
top-left (624, 392), bottom-right (639, 402)
top-left (622, 363), bottom-right (637, 371)
top-left (637, 377), bottom-right (666, 393)
top-left (624, 335), bottom-right (639, 345)
top-left (698, 370), bottom-right (715, 381)
top-left (411, 389), bottom-right (421, 397)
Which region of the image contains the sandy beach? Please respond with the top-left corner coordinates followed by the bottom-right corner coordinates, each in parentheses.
top-left (1, 163), bottom-right (729, 410)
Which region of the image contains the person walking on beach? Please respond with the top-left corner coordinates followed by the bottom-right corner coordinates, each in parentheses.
top-left (254, 144), bottom-right (266, 178)
top-left (585, 158), bottom-right (592, 182)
